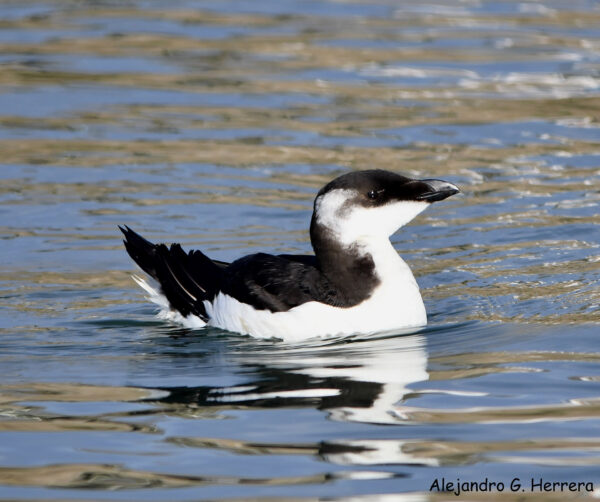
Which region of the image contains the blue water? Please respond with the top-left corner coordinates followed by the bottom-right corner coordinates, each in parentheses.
top-left (1, 0), bottom-right (599, 500)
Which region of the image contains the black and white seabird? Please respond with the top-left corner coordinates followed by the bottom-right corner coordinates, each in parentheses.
top-left (120, 169), bottom-right (459, 340)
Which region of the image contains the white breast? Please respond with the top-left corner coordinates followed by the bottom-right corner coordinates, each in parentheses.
top-left (205, 238), bottom-right (426, 341)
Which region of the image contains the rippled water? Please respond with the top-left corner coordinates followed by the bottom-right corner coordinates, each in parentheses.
top-left (1, 0), bottom-right (599, 500)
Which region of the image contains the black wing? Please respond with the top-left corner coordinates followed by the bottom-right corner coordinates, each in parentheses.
top-left (222, 253), bottom-right (335, 312)
top-left (120, 226), bottom-right (226, 320)
top-left (120, 227), bottom-right (337, 316)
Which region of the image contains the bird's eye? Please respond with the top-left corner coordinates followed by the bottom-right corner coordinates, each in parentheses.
top-left (367, 190), bottom-right (378, 200)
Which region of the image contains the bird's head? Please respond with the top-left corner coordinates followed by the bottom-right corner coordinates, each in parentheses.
top-left (312, 169), bottom-right (459, 245)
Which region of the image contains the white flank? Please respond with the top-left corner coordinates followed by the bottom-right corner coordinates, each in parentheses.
top-left (204, 235), bottom-right (426, 341)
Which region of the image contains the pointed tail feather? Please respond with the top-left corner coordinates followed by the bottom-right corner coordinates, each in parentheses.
top-left (119, 226), bottom-right (227, 322)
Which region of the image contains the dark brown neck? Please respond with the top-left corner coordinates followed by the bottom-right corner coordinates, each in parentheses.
top-left (309, 215), bottom-right (380, 305)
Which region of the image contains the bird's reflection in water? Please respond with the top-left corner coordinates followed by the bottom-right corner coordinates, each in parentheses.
top-left (154, 330), bottom-right (433, 467)
top-left (272, 332), bottom-right (428, 425)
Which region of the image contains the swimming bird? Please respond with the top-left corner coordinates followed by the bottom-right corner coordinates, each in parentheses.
top-left (120, 169), bottom-right (459, 341)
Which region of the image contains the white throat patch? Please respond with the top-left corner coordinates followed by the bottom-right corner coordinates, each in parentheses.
top-left (315, 189), bottom-right (429, 246)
